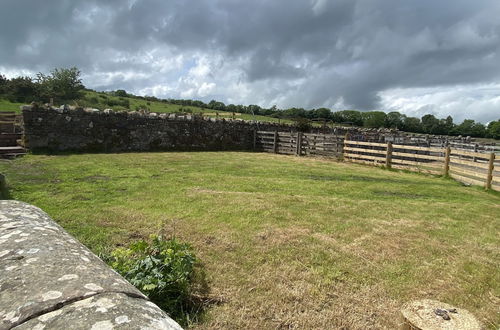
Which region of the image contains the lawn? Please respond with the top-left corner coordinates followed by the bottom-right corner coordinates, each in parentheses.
top-left (1, 152), bottom-right (499, 328)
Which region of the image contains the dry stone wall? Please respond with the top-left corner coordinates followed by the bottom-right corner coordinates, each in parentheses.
top-left (21, 105), bottom-right (487, 153)
top-left (21, 105), bottom-right (294, 153)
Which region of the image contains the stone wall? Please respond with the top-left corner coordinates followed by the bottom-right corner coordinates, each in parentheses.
top-left (21, 105), bottom-right (486, 153)
top-left (0, 200), bottom-right (182, 329)
top-left (22, 105), bottom-right (295, 153)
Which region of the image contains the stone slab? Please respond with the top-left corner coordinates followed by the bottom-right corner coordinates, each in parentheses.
top-left (13, 292), bottom-right (181, 330)
top-left (0, 200), bottom-right (182, 329)
top-left (401, 299), bottom-right (483, 330)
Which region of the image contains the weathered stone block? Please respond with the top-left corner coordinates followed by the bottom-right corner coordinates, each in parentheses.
top-left (0, 200), bottom-right (182, 329)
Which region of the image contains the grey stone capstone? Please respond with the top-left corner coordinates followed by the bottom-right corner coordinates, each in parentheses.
top-left (0, 200), bottom-right (183, 330)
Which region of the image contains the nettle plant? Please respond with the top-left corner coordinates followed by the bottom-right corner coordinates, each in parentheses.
top-left (109, 235), bottom-right (197, 321)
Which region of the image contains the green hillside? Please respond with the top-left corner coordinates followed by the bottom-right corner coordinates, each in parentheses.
top-left (0, 91), bottom-right (292, 124)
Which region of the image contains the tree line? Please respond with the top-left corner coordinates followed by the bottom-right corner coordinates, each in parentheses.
top-left (136, 96), bottom-right (500, 139)
top-left (1, 68), bottom-right (499, 139)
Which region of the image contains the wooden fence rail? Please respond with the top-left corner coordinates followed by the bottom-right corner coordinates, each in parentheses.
top-left (343, 139), bottom-right (498, 191)
top-left (255, 131), bottom-right (344, 158)
top-left (255, 131), bottom-right (498, 191)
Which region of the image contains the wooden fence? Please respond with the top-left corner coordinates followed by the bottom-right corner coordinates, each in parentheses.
top-left (344, 140), bottom-right (499, 191)
top-left (0, 112), bottom-right (23, 148)
top-left (255, 131), bottom-right (499, 191)
top-left (255, 131), bottom-right (344, 157)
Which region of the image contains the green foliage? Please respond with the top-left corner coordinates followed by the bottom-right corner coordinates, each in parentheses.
top-left (106, 97), bottom-right (130, 108)
top-left (332, 110), bottom-right (363, 126)
top-left (385, 111), bottom-right (405, 129)
top-left (3, 76), bottom-right (38, 103)
top-left (402, 116), bottom-right (423, 133)
top-left (0, 74), bottom-right (7, 94)
top-left (114, 89), bottom-right (128, 97)
top-left (486, 120), bottom-right (500, 139)
top-left (292, 117), bottom-right (312, 132)
top-left (36, 67), bottom-right (84, 103)
top-left (86, 96), bottom-right (99, 105)
top-left (361, 111), bottom-right (386, 128)
top-left (452, 119), bottom-right (486, 137)
top-left (109, 235), bottom-right (198, 322)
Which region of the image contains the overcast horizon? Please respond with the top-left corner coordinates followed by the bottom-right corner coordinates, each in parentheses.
top-left (1, 0), bottom-right (500, 123)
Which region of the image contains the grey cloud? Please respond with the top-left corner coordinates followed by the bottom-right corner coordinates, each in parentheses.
top-left (0, 0), bottom-right (499, 122)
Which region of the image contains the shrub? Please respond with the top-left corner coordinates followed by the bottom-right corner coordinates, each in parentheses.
top-left (109, 235), bottom-right (198, 322)
top-left (292, 117), bottom-right (312, 132)
top-left (86, 96), bottom-right (99, 105)
top-left (106, 97), bottom-right (130, 108)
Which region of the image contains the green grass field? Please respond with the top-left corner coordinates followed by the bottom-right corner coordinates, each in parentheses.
top-left (1, 152), bottom-right (499, 328)
top-left (0, 98), bottom-right (24, 112)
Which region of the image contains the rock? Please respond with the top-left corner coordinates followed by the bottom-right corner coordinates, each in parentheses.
top-left (0, 200), bottom-right (182, 330)
top-left (401, 299), bottom-right (483, 330)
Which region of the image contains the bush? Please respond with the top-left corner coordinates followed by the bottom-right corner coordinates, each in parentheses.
top-left (292, 117), bottom-right (312, 132)
top-left (109, 235), bottom-right (199, 323)
top-left (105, 97), bottom-right (130, 108)
top-left (86, 96), bottom-right (99, 105)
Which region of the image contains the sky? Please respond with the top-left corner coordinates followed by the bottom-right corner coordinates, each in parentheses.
top-left (0, 0), bottom-right (499, 123)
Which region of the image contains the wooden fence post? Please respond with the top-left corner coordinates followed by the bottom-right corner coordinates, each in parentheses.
top-left (486, 152), bottom-right (495, 190)
top-left (385, 142), bottom-right (393, 169)
top-left (273, 131), bottom-right (278, 154)
top-left (296, 132), bottom-right (302, 156)
top-left (444, 146), bottom-right (451, 176)
top-left (343, 133), bottom-right (350, 156)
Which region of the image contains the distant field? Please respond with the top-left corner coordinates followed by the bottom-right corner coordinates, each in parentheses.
top-left (0, 99), bottom-right (23, 112)
top-left (0, 92), bottom-right (293, 124)
top-left (1, 152), bottom-right (498, 328)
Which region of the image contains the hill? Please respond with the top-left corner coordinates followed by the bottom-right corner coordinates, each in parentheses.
top-left (0, 90), bottom-right (293, 125)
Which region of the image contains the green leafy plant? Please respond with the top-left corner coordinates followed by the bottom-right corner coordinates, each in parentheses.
top-left (109, 235), bottom-right (198, 322)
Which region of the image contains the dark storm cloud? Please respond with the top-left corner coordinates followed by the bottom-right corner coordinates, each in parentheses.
top-left (0, 0), bottom-right (499, 121)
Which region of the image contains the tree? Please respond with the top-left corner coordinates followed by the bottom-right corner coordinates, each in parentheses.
top-left (452, 119), bottom-right (486, 137)
top-left (332, 110), bottom-right (363, 126)
top-left (115, 89), bottom-right (128, 97)
top-left (4, 76), bottom-right (38, 102)
top-left (281, 107), bottom-right (306, 118)
top-left (486, 120), bottom-right (500, 139)
top-left (36, 67), bottom-right (84, 103)
top-left (362, 111), bottom-right (386, 128)
top-left (311, 108), bottom-right (332, 120)
top-left (0, 74), bottom-right (7, 94)
top-left (208, 99), bottom-right (226, 111)
top-left (421, 114), bottom-right (440, 134)
top-left (402, 116), bottom-right (422, 133)
top-left (385, 112), bottom-right (405, 129)
top-left (443, 115), bottom-right (455, 134)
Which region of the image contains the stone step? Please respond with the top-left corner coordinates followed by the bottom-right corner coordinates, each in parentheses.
top-left (0, 146), bottom-right (25, 154)
top-left (0, 146), bottom-right (26, 159)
